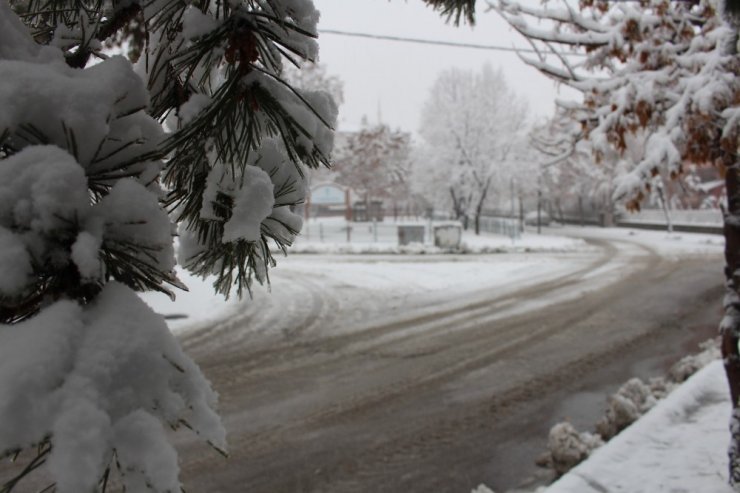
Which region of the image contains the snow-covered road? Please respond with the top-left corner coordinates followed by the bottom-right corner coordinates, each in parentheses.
top-left (151, 227), bottom-right (724, 492)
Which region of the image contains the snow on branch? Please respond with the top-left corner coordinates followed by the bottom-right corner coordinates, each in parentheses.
top-left (0, 283), bottom-right (225, 492)
top-left (494, 0), bottom-right (612, 49)
top-left (489, 0), bottom-right (610, 35)
top-left (0, 0), bottom-right (340, 489)
top-left (493, 0), bottom-right (740, 210)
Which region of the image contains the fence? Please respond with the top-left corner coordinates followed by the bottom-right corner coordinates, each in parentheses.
top-left (300, 217), bottom-right (521, 245)
top-left (477, 216), bottom-right (521, 240)
top-left (302, 219), bottom-right (421, 244)
top-left (617, 209), bottom-right (723, 234)
top-left (621, 209), bottom-right (722, 226)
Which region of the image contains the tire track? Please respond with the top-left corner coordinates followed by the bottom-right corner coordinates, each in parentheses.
top-left (193, 246), bottom-right (664, 460)
top-left (178, 235), bottom-right (673, 489)
top-left (319, 271), bottom-right (724, 493)
top-left (189, 238), bottom-right (633, 387)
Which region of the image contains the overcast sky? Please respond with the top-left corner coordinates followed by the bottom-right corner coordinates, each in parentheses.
top-left (312, 0), bottom-right (578, 135)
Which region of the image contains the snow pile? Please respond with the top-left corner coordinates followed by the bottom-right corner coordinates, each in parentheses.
top-left (669, 338), bottom-right (722, 382)
top-left (544, 360), bottom-right (733, 493)
top-left (543, 422), bottom-right (604, 476)
top-left (595, 378), bottom-right (660, 440)
top-left (540, 339), bottom-right (721, 475)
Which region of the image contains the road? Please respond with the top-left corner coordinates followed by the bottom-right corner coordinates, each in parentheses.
top-left (176, 234), bottom-right (724, 492)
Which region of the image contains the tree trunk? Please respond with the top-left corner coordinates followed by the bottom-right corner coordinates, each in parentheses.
top-left (450, 187), bottom-right (465, 225)
top-left (555, 198), bottom-right (564, 224)
top-left (519, 195), bottom-right (524, 232)
top-left (718, 7), bottom-right (740, 486)
top-left (474, 203), bottom-right (482, 236)
top-left (723, 162), bottom-right (740, 487)
top-left (537, 187), bottom-right (543, 234)
top-left (474, 183), bottom-right (490, 236)
top-left (657, 181), bottom-right (674, 233)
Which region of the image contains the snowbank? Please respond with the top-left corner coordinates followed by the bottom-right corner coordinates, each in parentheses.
top-left (543, 360), bottom-right (733, 493)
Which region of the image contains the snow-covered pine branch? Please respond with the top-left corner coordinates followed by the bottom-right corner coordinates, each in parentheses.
top-left (0, 0), bottom-right (484, 489)
top-left (423, 0), bottom-right (477, 25)
top-left (0, 0), bottom-right (338, 490)
top-left (0, 0), bottom-right (486, 490)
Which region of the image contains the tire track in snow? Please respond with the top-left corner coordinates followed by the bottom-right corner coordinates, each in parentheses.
top-left (319, 260), bottom-right (723, 493)
top-left (177, 235), bottom-right (679, 492)
top-left (189, 237), bottom-right (655, 392)
top-left (209, 241), bottom-right (657, 450)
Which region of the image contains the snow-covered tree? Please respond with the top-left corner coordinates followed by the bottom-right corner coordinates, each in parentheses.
top-left (493, 0), bottom-right (737, 211)
top-left (416, 64), bottom-right (529, 233)
top-left (333, 122), bottom-right (412, 212)
top-left (493, 0), bottom-right (740, 484)
top-left (0, 0), bottom-right (476, 490)
top-left (283, 61), bottom-right (345, 107)
top-left (530, 109), bottom-right (622, 225)
top-left (0, 0), bottom-right (340, 490)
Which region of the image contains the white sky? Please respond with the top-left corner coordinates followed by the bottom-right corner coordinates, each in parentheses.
top-left (312, 0), bottom-right (578, 135)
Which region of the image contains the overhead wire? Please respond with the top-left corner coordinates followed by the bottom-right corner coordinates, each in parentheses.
top-left (318, 29), bottom-right (540, 53)
top-left (318, 29), bottom-right (586, 58)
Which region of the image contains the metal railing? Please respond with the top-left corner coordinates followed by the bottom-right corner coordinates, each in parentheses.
top-left (302, 219), bottom-right (422, 244)
top-left (477, 216), bottom-right (521, 240)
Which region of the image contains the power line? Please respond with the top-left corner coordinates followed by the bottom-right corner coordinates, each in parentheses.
top-left (319, 28), bottom-right (540, 54)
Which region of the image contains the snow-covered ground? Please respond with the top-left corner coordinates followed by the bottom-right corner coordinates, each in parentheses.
top-left (142, 225), bottom-right (722, 333)
top-left (553, 224), bottom-right (725, 257)
top-left (141, 225), bottom-right (730, 493)
top-left (141, 227), bottom-right (594, 333)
